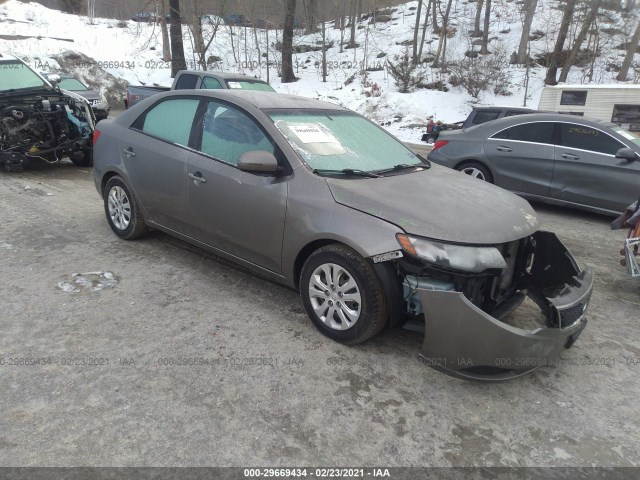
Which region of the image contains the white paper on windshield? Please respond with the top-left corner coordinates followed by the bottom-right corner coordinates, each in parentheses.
top-left (227, 81), bottom-right (243, 89)
top-left (616, 130), bottom-right (636, 141)
top-left (288, 124), bottom-right (338, 144)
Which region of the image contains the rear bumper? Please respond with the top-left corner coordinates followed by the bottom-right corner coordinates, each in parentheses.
top-left (414, 232), bottom-right (593, 381)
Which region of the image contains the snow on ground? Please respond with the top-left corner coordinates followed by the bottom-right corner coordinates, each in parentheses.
top-left (0, 0), bottom-right (635, 142)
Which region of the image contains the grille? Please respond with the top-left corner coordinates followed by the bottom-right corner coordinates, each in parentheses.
top-left (558, 303), bottom-right (586, 327)
top-left (90, 99), bottom-right (101, 106)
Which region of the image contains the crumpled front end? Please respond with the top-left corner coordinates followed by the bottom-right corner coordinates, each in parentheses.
top-left (401, 231), bottom-right (592, 380)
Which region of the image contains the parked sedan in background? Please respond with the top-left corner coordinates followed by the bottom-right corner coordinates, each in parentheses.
top-left (93, 91), bottom-right (592, 380)
top-left (428, 113), bottom-right (640, 215)
top-left (42, 73), bottom-right (110, 120)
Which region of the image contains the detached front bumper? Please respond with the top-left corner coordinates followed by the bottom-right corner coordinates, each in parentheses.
top-left (413, 232), bottom-right (593, 381)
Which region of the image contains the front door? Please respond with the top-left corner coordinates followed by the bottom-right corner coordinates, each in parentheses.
top-left (184, 99), bottom-right (288, 274)
top-left (550, 122), bottom-right (640, 212)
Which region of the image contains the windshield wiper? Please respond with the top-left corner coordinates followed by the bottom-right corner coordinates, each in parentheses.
top-left (313, 168), bottom-right (381, 178)
top-left (374, 163), bottom-right (424, 175)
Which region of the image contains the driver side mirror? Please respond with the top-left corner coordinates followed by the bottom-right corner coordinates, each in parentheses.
top-left (238, 150), bottom-right (281, 174)
top-left (47, 73), bottom-right (61, 85)
top-left (615, 147), bottom-right (639, 162)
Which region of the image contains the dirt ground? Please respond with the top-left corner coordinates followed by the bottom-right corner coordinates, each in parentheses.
top-left (1, 158), bottom-right (639, 467)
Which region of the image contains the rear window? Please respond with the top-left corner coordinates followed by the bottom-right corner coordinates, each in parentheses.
top-left (200, 76), bottom-right (223, 89)
top-left (174, 74), bottom-right (199, 90)
top-left (472, 111), bottom-right (500, 125)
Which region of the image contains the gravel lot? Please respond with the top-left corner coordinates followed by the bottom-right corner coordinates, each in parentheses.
top-left (1, 158), bottom-right (639, 467)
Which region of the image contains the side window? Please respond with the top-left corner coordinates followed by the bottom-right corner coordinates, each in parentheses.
top-left (138, 98), bottom-right (200, 146)
top-left (174, 74), bottom-right (199, 90)
top-left (472, 111), bottom-right (500, 125)
top-left (199, 101), bottom-right (274, 166)
top-left (558, 123), bottom-right (624, 156)
top-left (560, 91), bottom-right (587, 106)
top-left (492, 122), bottom-right (554, 144)
top-left (201, 76), bottom-right (223, 89)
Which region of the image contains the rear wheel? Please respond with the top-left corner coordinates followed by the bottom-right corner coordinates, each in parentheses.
top-left (300, 244), bottom-right (388, 345)
top-left (456, 161), bottom-right (493, 183)
top-left (103, 176), bottom-right (148, 240)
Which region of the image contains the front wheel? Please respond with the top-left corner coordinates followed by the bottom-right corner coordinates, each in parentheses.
top-left (70, 149), bottom-right (93, 167)
top-left (456, 161), bottom-right (493, 183)
top-left (299, 244), bottom-right (388, 345)
top-left (103, 176), bottom-right (149, 240)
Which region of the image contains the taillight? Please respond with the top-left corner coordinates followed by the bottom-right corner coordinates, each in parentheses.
top-left (93, 129), bottom-right (101, 146)
top-left (432, 140), bottom-right (449, 151)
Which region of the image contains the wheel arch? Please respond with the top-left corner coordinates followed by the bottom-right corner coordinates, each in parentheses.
top-left (292, 239), bottom-right (405, 329)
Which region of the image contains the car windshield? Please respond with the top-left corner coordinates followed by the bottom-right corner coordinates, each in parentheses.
top-left (226, 80), bottom-right (275, 92)
top-left (0, 60), bottom-right (47, 91)
top-left (612, 127), bottom-right (640, 147)
top-left (58, 78), bottom-right (89, 91)
top-left (268, 110), bottom-right (422, 173)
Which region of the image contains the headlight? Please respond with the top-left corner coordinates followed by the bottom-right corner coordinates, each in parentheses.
top-left (396, 234), bottom-right (506, 272)
top-left (101, 95), bottom-right (108, 104)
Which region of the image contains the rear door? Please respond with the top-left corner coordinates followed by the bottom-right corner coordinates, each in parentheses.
top-left (484, 121), bottom-right (555, 196)
top-left (122, 97), bottom-right (201, 232)
top-left (550, 122), bottom-right (640, 212)
top-left (183, 99), bottom-right (288, 273)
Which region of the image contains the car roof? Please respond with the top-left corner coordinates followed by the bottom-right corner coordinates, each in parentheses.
top-left (472, 106), bottom-right (536, 112)
top-left (178, 70), bottom-right (270, 82)
top-left (115, 90), bottom-right (348, 125)
top-left (164, 89), bottom-right (348, 111)
top-left (468, 112), bottom-right (614, 132)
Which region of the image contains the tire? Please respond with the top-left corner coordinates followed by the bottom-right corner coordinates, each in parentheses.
top-left (103, 176), bottom-right (149, 240)
top-left (70, 149), bottom-right (93, 167)
top-left (299, 244), bottom-right (388, 345)
top-left (426, 135), bottom-right (437, 145)
top-left (456, 161), bottom-right (493, 183)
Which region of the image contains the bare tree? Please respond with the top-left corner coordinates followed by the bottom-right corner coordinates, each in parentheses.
top-left (303, 0), bottom-right (318, 33)
top-left (321, 15), bottom-right (328, 82)
top-left (473, 0), bottom-right (484, 37)
top-left (544, 0), bottom-right (577, 85)
top-left (348, 0), bottom-right (358, 49)
top-left (160, 0), bottom-right (171, 61)
top-left (516, 0), bottom-right (537, 64)
top-left (617, 19), bottom-right (640, 81)
top-left (169, 0), bottom-right (186, 77)
top-left (412, 0), bottom-right (423, 65)
top-left (281, 0), bottom-right (298, 82)
top-left (559, 0), bottom-right (602, 82)
top-left (418, 0), bottom-right (432, 60)
top-left (480, 0), bottom-right (491, 54)
top-left (431, 0), bottom-right (454, 67)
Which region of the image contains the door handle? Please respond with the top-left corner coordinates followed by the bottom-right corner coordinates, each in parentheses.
top-left (188, 172), bottom-right (207, 184)
top-left (561, 153), bottom-right (580, 160)
top-left (122, 147), bottom-right (136, 158)
top-left (496, 146), bottom-right (512, 152)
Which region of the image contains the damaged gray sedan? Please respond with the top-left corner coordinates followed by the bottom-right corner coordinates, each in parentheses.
top-left (93, 90), bottom-right (593, 380)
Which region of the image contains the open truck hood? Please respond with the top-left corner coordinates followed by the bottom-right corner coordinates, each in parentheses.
top-left (326, 164), bottom-right (539, 244)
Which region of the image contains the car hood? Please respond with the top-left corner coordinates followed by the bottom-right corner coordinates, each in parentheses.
top-left (325, 164), bottom-right (539, 244)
